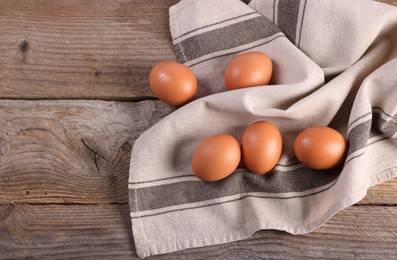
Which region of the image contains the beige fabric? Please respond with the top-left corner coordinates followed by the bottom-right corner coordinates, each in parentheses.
top-left (129, 0), bottom-right (397, 257)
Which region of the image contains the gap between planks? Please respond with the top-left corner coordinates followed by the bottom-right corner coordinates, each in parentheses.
top-left (0, 96), bottom-right (159, 102)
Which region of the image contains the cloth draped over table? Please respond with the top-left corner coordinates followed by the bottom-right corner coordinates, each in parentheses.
top-left (129, 0), bottom-right (397, 257)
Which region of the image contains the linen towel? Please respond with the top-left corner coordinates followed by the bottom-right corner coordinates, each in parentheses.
top-left (129, 0), bottom-right (397, 257)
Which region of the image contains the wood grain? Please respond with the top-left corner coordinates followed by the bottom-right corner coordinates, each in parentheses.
top-left (0, 204), bottom-right (396, 259)
top-left (0, 0), bottom-right (179, 100)
top-left (0, 100), bottom-right (174, 204)
top-left (0, 100), bottom-right (395, 205)
top-left (0, 204), bottom-right (135, 259)
top-left (359, 178), bottom-right (397, 205)
top-left (382, 1), bottom-right (397, 6)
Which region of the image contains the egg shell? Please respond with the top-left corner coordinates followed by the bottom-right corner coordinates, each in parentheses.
top-left (149, 61), bottom-right (197, 106)
top-left (192, 134), bottom-right (241, 182)
top-left (294, 126), bottom-right (347, 170)
top-left (241, 121), bottom-right (283, 174)
top-left (224, 51), bottom-right (272, 91)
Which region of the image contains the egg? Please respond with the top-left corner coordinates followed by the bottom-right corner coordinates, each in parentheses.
top-left (241, 121), bottom-right (282, 174)
top-left (224, 51), bottom-right (272, 91)
top-left (294, 126), bottom-right (347, 170)
top-left (192, 134), bottom-right (241, 182)
top-left (149, 61), bottom-right (197, 106)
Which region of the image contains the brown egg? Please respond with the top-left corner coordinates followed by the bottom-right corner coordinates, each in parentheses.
top-left (294, 126), bottom-right (347, 170)
top-left (224, 51), bottom-right (272, 91)
top-left (149, 61), bottom-right (197, 106)
top-left (192, 134), bottom-right (241, 182)
top-left (241, 121), bottom-right (282, 174)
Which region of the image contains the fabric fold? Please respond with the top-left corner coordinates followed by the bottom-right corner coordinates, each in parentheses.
top-left (129, 0), bottom-right (397, 257)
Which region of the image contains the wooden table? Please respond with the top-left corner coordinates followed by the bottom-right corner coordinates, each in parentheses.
top-left (1, 1), bottom-right (396, 259)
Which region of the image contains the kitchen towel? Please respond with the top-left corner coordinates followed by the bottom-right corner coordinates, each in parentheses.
top-left (129, 0), bottom-right (397, 257)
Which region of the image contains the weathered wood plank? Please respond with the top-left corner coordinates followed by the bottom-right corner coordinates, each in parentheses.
top-left (0, 100), bottom-right (396, 205)
top-left (358, 178), bottom-right (397, 205)
top-left (0, 204), bottom-right (135, 259)
top-left (0, 204), bottom-right (396, 259)
top-left (0, 100), bottom-right (174, 204)
top-left (382, 1), bottom-right (397, 6)
top-left (0, 0), bottom-right (179, 100)
top-left (0, 0), bottom-right (394, 100)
